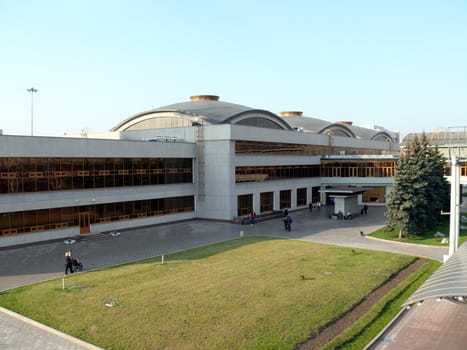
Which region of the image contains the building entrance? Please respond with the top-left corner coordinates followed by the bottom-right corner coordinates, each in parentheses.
top-left (79, 212), bottom-right (90, 234)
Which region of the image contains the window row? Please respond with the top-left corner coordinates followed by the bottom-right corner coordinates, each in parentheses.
top-left (235, 141), bottom-right (394, 156)
top-left (0, 195), bottom-right (195, 236)
top-left (237, 187), bottom-right (320, 216)
top-left (320, 161), bottom-right (396, 178)
top-left (443, 162), bottom-right (467, 177)
top-left (236, 165), bottom-right (321, 182)
top-left (0, 157), bottom-right (193, 194)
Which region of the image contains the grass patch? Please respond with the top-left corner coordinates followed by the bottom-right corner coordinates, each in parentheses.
top-left (322, 259), bottom-right (441, 349)
top-left (370, 213), bottom-right (467, 246)
top-left (0, 237), bottom-right (425, 350)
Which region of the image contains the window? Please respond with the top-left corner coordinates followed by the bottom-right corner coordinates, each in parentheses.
top-left (0, 196), bottom-right (195, 236)
top-left (260, 192), bottom-right (274, 213)
top-left (237, 194), bottom-right (253, 217)
top-left (0, 157), bottom-right (193, 194)
top-left (297, 188), bottom-right (307, 206)
top-left (280, 190), bottom-right (291, 209)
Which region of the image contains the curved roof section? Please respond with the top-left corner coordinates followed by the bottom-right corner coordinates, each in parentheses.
top-left (111, 96), bottom-right (395, 143)
top-left (282, 115), bottom-right (334, 134)
top-left (370, 131), bottom-right (394, 142)
top-left (404, 242), bottom-right (467, 306)
top-left (318, 123), bottom-right (357, 138)
top-left (111, 98), bottom-right (292, 132)
top-left (403, 131), bottom-right (467, 147)
top-left (283, 115), bottom-right (395, 142)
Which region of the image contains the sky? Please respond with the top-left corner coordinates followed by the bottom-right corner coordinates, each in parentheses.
top-left (1, 0), bottom-right (466, 139)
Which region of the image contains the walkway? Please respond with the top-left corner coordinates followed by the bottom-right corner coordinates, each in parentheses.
top-left (0, 206), bottom-right (449, 349)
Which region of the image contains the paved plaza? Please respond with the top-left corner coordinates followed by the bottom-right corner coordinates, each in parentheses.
top-left (0, 206), bottom-right (451, 349)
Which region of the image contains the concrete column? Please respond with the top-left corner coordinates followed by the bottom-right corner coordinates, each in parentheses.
top-left (291, 188), bottom-right (297, 209)
top-left (273, 191), bottom-right (280, 211)
top-left (320, 186), bottom-right (327, 205)
top-left (448, 156), bottom-right (460, 257)
top-left (253, 192), bottom-right (260, 214)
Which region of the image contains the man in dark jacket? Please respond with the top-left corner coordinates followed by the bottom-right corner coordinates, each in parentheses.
top-left (65, 250), bottom-right (73, 275)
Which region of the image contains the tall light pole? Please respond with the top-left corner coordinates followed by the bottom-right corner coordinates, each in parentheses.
top-left (27, 87), bottom-right (38, 136)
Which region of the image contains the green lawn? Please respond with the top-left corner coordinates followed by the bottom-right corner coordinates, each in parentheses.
top-left (0, 237), bottom-right (438, 350)
top-left (370, 213), bottom-right (467, 246)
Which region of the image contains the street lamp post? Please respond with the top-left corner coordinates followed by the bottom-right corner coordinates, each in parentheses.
top-left (27, 87), bottom-right (38, 136)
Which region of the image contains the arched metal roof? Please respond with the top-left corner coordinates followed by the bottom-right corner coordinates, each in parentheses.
top-left (280, 115), bottom-right (332, 134)
top-left (282, 115), bottom-right (395, 142)
top-left (110, 97), bottom-right (395, 143)
top-left (404, 242), bottom-right (467, 306)
top-left (371, 131), bottom-right (394, 142)
top-left (111, 99), bottom-right (291, 131)
top-left (318, 123), bottom-right (357, 138)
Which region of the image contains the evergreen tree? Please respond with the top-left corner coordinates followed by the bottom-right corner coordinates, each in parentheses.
top-left (386, 133), bottom-right (449, 237)
top-left (386, 137), bottom-right (421, 237)
top-left (426, 144), bottom-right (450, 222)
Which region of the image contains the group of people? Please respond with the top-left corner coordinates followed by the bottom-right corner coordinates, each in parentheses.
top-left (308, 202), bottom-right (321, 212)
top-left (246, 208), bottom-right (292, 231)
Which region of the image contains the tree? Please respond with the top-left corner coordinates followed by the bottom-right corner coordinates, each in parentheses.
top-left (386, 133), bottom-right (450, 238)
top-left (421, 136), bottom-right (450, 225)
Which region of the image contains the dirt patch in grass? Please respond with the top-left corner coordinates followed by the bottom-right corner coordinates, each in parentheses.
top-left (297, 258), bottom-right (426, 350)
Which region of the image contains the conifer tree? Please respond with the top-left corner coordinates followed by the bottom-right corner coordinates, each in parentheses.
top-left (386, 133), bottom-right (449, 237)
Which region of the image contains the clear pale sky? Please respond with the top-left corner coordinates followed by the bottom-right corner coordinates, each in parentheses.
top-left (1, 0), bottom-right (466, 138)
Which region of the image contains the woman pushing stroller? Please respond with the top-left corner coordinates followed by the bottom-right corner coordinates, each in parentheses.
top-left (64, 249), bottom-right (83, 274)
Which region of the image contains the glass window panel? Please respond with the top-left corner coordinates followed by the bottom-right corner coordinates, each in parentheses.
top-left (36, 177), bottom-right (48, 192)
top-left (260, 192), bottom-right (273, 213)
top-left (36, 158), bottom-right (48, 172)
top-left (0, 213), bottom-right (10, 230)
top-left (49, 208), bottom-right (61, 225)
top-left (23, 210), bottom-right (36, 227)
top-left (297, 188), bottom-right (307, 206)
top-left (237, 194), bottom-right (253, 216)
top-left (36, 209), bottom-right (49, 226)
top-left (10, 212), bottom-right (23, 230)
top-left (280, 190), bottom-right (291, 209)
top-left (61, 207), bottom-right (74, 225)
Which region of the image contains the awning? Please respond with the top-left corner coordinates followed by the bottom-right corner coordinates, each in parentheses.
top-left (404, 242), bottom-right (467, 306)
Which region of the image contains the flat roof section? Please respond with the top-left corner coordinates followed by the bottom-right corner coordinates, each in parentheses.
top-left (320, 186), bottom-right (370, 196)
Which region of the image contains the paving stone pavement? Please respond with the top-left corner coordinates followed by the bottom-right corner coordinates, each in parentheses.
top-left (0, 205), bottom-right (449, 349)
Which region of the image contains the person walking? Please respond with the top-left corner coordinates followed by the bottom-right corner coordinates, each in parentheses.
top-left (65, 250), bottom-right (74, 275)
top-left (282, 209), bottom-right (289, 230)
top-left (284, 215), bottom-right (292, 232)
top-left (308, 203), bottom-right (313, 212)
top-left (249, 210), bottom-right (256, 225)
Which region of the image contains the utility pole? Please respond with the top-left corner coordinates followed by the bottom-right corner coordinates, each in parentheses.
top-left (448, 156), bottom-right (460, 258)
top-left (27, 87), bottom-right (38, 136)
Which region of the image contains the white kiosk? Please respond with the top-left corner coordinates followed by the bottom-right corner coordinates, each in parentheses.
top-left (321, 186), bottom-right (369, 219)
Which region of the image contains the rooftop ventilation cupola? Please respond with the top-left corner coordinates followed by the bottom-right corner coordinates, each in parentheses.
top-left (280, 111), bottom-right (303, 117)
top-left (190, 95), bottom-right (219, 101)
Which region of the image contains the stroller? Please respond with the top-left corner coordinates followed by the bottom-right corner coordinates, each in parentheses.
top-left (72, 258), bottom-right (83, 271)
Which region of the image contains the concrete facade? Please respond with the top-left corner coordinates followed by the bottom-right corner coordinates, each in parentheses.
top-left (1, 96), bottom-right (464, 247)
